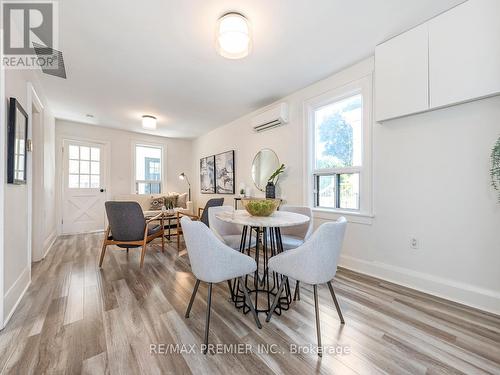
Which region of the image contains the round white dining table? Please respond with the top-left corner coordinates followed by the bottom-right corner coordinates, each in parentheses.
top-left (215, 209), bottom-right (310, 228)
top-left (215, 209), bottom-right (310, 316)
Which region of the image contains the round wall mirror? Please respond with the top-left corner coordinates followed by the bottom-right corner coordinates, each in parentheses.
top-left (251, 149), bottom-right (280, 191)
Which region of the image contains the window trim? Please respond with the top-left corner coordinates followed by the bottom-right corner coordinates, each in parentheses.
top-left (131, 141), bottom-right (165, 194)
top-left (304, 75), bottom-right (373, 217)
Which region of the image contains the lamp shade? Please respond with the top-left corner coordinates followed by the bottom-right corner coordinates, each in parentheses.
top-left (216, 13), bottom-right (251, 59)
top-left (142, 115), bottom-right (157, 130)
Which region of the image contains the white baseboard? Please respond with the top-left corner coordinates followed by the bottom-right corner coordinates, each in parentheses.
top-left (339, 255), bottom-right (500, 316)
top-left (3, 267), bottom-right (31, 329)
top-left (42, 230), bottom-right (57, 259)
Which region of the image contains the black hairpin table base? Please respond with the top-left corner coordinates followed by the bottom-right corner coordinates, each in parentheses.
top-left (230, 226), bottom-right (292, 316)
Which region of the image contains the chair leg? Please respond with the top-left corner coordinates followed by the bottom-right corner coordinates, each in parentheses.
top-left (313, 285), bottom-right (322, 357)
top-left (327, 281), bottom-right (345, 324)
top-left (98, 243), bottom-right (107, 267)
top-left (185, 279), bottom-right (200, 318)
top-left (293, 280), bottom-right (300, 301)
top-left (203, 283), bottom-right (213, 355)
top-left (239, 277), bottom-right (262, 329)
top-left (99, 227), bottom-right (110, 267)
top-left (161, 217), bottom-right (165, 253)
top-left (266, 276), bottom-right (288, 322)
top-left (140, 243), bottom-right (147, 268)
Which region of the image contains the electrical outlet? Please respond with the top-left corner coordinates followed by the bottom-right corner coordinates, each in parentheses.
top-left (410, 237), bottom-right (419, 249)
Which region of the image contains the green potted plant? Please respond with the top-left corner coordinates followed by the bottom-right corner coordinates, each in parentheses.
top-left (491, 137), bottom-right (500, 202)
top-left (266, 164), bottom-right (285, 198)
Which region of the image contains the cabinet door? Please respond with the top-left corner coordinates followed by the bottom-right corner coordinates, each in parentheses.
top-left (375, 23), bottom-right (429, 122)
top-left (429, 0), bottom-right (500, 108)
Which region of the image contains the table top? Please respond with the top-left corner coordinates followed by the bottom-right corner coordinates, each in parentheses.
top-left (215, 210), bottom-right (309, 228)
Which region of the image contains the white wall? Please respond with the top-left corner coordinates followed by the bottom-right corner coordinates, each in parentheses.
top-left (193, 58), bottom-right (500, 314)
top-left (55, 120), bottom-right (194, 231)
top-left (2, 69), bottom-right (56, 327)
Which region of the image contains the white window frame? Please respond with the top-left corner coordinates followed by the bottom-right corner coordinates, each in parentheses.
top-left (132, 142), bottom-right (165, 194)
top-left (304, 75), bottom-right (373, 219)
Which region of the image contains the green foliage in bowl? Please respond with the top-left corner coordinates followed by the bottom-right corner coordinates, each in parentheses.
top-left (242, 198), bottom-right (280, 217)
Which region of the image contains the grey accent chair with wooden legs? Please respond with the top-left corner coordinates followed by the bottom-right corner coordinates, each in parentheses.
top-left (265, 217), bottom-right (347, 357)
top-left (176, 198), bottom-right (224, 248)
top-left (99, 201), bottom-right (164, 268)
top-left (181, 216), bottom-right (262, 354)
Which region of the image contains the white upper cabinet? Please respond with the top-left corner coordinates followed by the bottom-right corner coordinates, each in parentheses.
top-left (375, 24), bottom-right (429, 122)
top-left (429, 0), bottom-right (500, 108)
top-left (375, 0), bottom-right (500, 122)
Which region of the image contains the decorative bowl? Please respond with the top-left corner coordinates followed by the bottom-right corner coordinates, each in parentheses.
top-left (241, 198), bottom-right (280, 217)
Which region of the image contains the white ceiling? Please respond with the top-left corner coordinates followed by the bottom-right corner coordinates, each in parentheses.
top-left (42, 0), bottom-right (464, 138)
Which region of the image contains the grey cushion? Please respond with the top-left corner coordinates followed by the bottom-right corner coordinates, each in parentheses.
top-left (147, 224), bottom-right (162, 236)
top-left (280, 235), bottom-right (304, 250)
top-left (266, 233), bottom-right (304, 250)
top-left (222, 234), bottom-right (257, 250)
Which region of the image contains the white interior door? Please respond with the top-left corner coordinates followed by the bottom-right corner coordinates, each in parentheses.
top-left (62, 140), bottom-right (107, 234)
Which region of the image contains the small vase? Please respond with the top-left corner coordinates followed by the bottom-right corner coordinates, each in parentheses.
top-left (265, 182), bottom-right (276, 199)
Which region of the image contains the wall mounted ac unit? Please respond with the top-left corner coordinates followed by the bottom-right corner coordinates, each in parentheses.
top-left (251, 103), bottom-right (289, 133)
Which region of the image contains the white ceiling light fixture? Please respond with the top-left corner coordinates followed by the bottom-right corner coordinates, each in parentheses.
top-left (142, 115), bottom-right (157, 130)
top-left (216, 12), bottom-right (251, 59)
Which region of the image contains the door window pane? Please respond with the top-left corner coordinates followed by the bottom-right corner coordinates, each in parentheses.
top-left (339, 173), bottom-right (360, 210)
top-left (69, 174), bottom-right (79, 188)
top-left (91, 147), bottom-right (100, 161)
top-left (69, 145), bottom-right (79, 159)
top-left (90, 175), bottom-right (100, 188)
top-left (91, 161), bottom-right (100, 175)
top-left (69, 160), bottom-right (79, 174)
top-left (80, 146), bottom-right (90, 160)
top-left (79, 174), bottom-right (90, 188)
top-left (67, 144), bottom-right (101, 189)
top-left (314, 94), bottom-right (362, 169)
top-left (80, 160), bottom-right (90, 174)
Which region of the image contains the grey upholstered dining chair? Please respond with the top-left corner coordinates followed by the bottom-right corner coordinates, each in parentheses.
top-left (265, 217), bottom-right (347, 356)
top-left (99, 201), bottom-right (164, 268)
top-left (278, 205), bottom-right (313, 250)
top-left (208, 206), bottom-right (256, 250)
top-left (176, 198), bottom-right (224, 248)
top-left (181, 216), bottom-right (262, 353)
top-left (278, 205), bottom-right (314, 300)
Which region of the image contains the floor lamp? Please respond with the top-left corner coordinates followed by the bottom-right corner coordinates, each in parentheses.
top-left (179, 173), bottom-right (191, 201)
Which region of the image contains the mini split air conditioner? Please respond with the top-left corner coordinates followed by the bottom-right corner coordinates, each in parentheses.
top-left (251, 103), bottom-right (289, 133)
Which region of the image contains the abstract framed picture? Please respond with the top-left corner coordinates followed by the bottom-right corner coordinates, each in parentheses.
top-left (200, 155), bottom-right (215, 194)
top-left (7, 98), bottom-right (28, 184)
top-left (215, 150), bottom-right (235, 194)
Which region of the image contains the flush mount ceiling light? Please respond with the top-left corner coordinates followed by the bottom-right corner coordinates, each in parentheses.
top-left (216, 12), bottom-right (251, 59)
top-left (142, 115), bottom-right (157, 130)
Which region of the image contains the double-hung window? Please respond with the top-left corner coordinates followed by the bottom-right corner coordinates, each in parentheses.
top-left (134, 144), bottom-right (163, 194)
top-left (307, 76), bottom-right (372, 215)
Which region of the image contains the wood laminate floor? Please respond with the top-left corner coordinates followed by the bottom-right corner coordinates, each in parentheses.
top-left (0, 233), bottom-right (499, 374)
